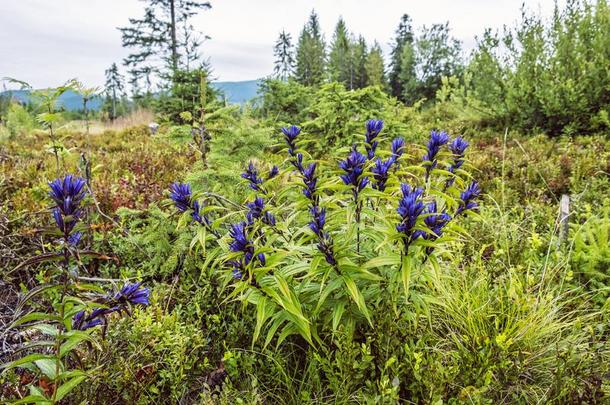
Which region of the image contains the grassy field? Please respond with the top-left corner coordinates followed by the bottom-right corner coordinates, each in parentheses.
top-left (1, 108), bottom-right (609, 403)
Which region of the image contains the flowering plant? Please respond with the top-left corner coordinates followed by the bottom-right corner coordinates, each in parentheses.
top-left (1, 175), bottom-right (149, 403)
top-left (169, 121), bottom-right (480, 347)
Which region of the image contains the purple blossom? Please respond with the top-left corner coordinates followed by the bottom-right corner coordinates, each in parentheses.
top-left (371, 157), bottom-right (394, 192)
top-left (114, 282), bottom-right (150, 306)
top-left (268, 165), bottom-right (280, 180)
top-left (364, 119), bottom-right (384, 160)
top-left (391, 138), bottom-right (405, 161)
top-left (456, 181), bottom-right (481, 215)
top-left (308, 206), bottom-right (337, 266)
top-left (396, 183), bottom-right (425, 249)
top-left (281, 125), bottom-right (301, 156)
top-left (339, 148), bottom-right (369, 200)
top-left (169, 182), bottom-right (212, 227)
top-left (241, 162), bottom-right (264, 191)
top-left (421, 201), bottom-right (451, 240)
top-left (423, 130), bottom-right (450, 179)
top-left (48, 175), bottom-right (87, 236)
top-left (246, 197), bottom-right (276, 226)
top-left (302, 163), bottom-right (318, 201)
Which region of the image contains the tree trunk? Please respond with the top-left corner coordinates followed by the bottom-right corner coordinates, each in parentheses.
top-left (169, 0), bottom-right (178, 73)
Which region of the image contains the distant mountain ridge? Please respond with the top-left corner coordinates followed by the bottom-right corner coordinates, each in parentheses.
top-left (0, 80), bottom-right (261, 111)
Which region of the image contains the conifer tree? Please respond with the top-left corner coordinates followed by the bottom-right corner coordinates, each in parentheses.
top-left (352, 36), bottom-right (369, 89)
top-left (104, 63), bottom-right (125, 120)
top-left (273, 30), bottom-right (295, 81)
top-left (295, 10), bottom-right (326, 86)
top-left (389, 14), bottom-right (414, 99)
top-left (118, 0), bottom-right (211, 91)
top-left (329, 18), bottom-right (351, 86)
top-left (365, 42), bottom-right (387, 88)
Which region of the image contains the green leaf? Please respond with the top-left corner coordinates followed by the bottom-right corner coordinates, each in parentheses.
top-left (402, 255), bottom-right (413, 303)
top-left (332, 302), bottom-right (346, 331)
top-left (342, 274), bottom-right (371, 325)
top-left (1, 353), bottom-right (55, 371)
top-left (11, 395), bottom-right (51, 404)
top-left (362, 254), bottom-right (401, 269)
top-left (55, 375), bottom-right (87, 401)
top-left (35, 358), bottom-right (59, 380)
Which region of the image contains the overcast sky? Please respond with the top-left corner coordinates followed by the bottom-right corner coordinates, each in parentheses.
top-left (0, 0), bottom-right (562, 88)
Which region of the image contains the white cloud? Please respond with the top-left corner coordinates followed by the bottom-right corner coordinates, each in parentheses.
top-left (0, 0), bottom-right (562, 88)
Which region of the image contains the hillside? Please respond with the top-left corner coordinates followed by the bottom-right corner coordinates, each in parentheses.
top-left (0, 80), bottom-right (261, 111)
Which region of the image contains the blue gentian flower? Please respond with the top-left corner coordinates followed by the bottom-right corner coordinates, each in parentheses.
top-left (48, 175), bottom-right (87, 236)
top-left (114, 282), bottom-right (150, 306)
top-left (308, 206), bottom-right (337, 266)
top-left (371, 157), bottom-right (394, 192)
top-left (281, 125), bottom-right (301, 156)
top-left (423, 130), bottom-right (450, 179)
top-left (241, 162), bottom-right (264, 191)
top-left (396, 183), bottom-right (425, 249)
top-left (364, 119), bottom-right (384, 160)
top-left (72, 310), bottom-right (105, 330)
top-left (67, 231), bottom-right (83, 246)
top-left (391, 137), bottom-right (405, 161)
top-left (268, 165), bottom-right (280, 180)
top-left (339, 148), bottom-right (369, 199)
top-left (246, 197), bottom-right (276, 226)
top-left (169, 182), bottom-right (212, 227)
top-left (291, 152), bottom-right (305, 173)
top-left (456, 181), bottom-right (481, 215)
top-left (302, 163), bottom-right (318, 201)
top-left (448, 136), bottom-right (469, 172)
top-left (228, 222), bottom-right (266, 278)
top-left (421, 201), bottom-right (451, 240)
top-left (169, 182), bottom-right (193, 212)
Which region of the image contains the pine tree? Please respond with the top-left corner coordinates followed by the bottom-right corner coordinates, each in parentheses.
top-left (398, 40), bottom-right (417, 102)
top-left (365, 42), bottom-right (387, 88)
top-left (118, 0), bottom-right (211, 91)
top-left (329, 18), bottom-right (351, 86)
top-left (104, 63), bottom-right (125, 120)
top-left (352, 36), bottom-right (368, 89)
top-left (389, 14), bottom-right (414, 99)
top-left (273, 30), bottom-right (295, 81)
top-left (295, 10), bottom-right (326, 86)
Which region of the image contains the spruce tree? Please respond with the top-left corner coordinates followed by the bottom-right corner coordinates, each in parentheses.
top-left (104, 63), bottom-right (125, 120)
top-left (329, 18), bottom-right (351, 86)
top-left (389, 14), bottom-right (414, 99)
top-left (295, 10), bottom-right (326, 86)
top-left (352, 36), bottom-right (369, 89)
top-left (273, 30), bottom-right (295, 81)
top-left (118, 0), bottom-right (211, 91)
top-left (365, 42), bottom-right (387, 88)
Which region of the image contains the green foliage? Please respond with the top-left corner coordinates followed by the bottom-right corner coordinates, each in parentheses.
top-left (5, 103), bottom-right (35, 138)
top-left (295, 10), bottom-right (327, 86)
top-left (464, 0), bottom-right (610, 135)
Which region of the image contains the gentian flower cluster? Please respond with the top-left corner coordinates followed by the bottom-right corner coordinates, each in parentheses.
top-left (391, 137), bottom-right (405, 162)
top-left (169, 182), bottom-right (214, 231)
top-left (241, 162), bottom-right (264, 191)
top-left (339, 147), bottom-right (369, 200)
top-left (281, 125), bottom-right (338, 267)
top-left (364, 119), bottom-right (383, 160)
top-left (456, 181), bottom-right (481, 216)
top-left (446, 136), bottom-right (469, 188)
top-left (396, 183), bottom-right (425, 252)
top-left (371, 157), bottom-right (394, 192)
top-left (72, 282), bottom-right (150, 331)
top-left (420, 201), bottom-right (451, 241)
top-left (48, 175), bottom-right (87, 243)
top-left (281, 125), bottom-right (300, 156)
top-left (308, 206), bottom-right (337, 266)
top-left (228, 222), bottom-right (266, 279)
top-left (423, 130), bottom-right (450, 180)
top-left (246, 197), bottom-right (276, 226)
